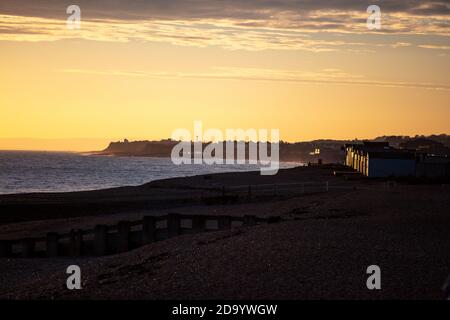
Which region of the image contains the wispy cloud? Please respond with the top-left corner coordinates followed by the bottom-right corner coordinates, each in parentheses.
top-left (0, 1), bottom-right (448, 52)
top-left (418, 44), bottom-right (450, 50)
top-left (0, 14), bottom-right (446, 53)
top-left (1, 0), bottom-right (449, 21)
top-left (60, 66), bottom-right (450, 91)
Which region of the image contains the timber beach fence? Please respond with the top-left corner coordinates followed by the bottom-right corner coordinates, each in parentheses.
top-left (215, 181), bottom-right (355, 200)
top-left (0, 214), bottom-right (281, 259)
top-left (223, 181), bottom-right (332, 197)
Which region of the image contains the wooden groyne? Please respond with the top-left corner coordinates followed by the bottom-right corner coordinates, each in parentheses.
top-left (0, 214), bottom-right (281, 258)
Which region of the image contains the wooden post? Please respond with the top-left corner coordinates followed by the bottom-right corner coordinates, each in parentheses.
top-left (69, 229), bottom-right (83, 256)
top-left (274, 184), bottom-right (277, 196)
top-left (167, 214), bottom-right (181, 238)
top-left (248, 185), bottom-right (252, 199)
top-left (142, 216), bottom-right (156, 244)
top-left (0, 240), bottom-right (11, 257)
top-left (46, 232), bottom-right (59, 257)
top-left (243, 215), bottom-right (256, 227)
top-left (218, 216), bottom-right (231, 230)
top-left (20, 239), bottom-right (35, 258)
top-left (326, 181), bottom-right (329, 192)
top-left (302, 183), bottom-right (305, 194)
top-left (94, 225), bottom-right (108, 256)
top-left (192, 215), bottom-right (206, 233)
top-left (117, 221), bottom-right (130, 253)
top-left (222, 186), bottom-right (225, 198)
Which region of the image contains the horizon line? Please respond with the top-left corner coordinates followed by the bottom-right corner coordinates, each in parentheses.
top-left (1, 133), bottom-right (449, 153)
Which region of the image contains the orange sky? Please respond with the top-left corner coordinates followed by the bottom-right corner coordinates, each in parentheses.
top-left (0, 1), bottom-right (449, 151)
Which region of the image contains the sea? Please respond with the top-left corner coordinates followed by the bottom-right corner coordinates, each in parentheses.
top-left (0, 151), bottom-right (299, 195)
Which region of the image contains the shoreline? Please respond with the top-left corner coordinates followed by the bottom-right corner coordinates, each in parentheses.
top-left (0, 164), bottom-right (449, 299)
top-left (0, 165), bottom-right (337, 225)
top-left (0, 154), bottom-right (303, 196)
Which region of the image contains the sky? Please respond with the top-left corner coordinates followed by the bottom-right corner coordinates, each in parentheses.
top-left (0, 0), bottom-right (449, 151)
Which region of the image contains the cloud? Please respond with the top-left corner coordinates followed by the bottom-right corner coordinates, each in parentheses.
top-left (59, 66), bottom-right (450, 91)
top-left (390, 42), bottom-right (412, 48)
top-left (0, 13), bottom-right (446, 53)
top-left (1, 1), bottom-right (449, 21)
top-left (0, 14), bottom-right (414, 52)
top-left (0, 1), bottom-right (448, 51)
top-left (418, 44), bottom-right (450, 50)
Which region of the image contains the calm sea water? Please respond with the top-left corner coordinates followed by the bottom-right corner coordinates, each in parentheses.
top-left (0, 151), bottom-right (298, 194)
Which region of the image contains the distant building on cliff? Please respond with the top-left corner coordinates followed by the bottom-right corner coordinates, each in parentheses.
top-left (343, 141), bottom-right (450, 178)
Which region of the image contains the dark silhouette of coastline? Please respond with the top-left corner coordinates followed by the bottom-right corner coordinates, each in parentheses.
top-left (94, 134), bottom-right (450, 163)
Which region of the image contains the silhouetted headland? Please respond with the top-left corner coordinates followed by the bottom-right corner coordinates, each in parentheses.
top-left (94, 134), bottom-right (450, 164)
